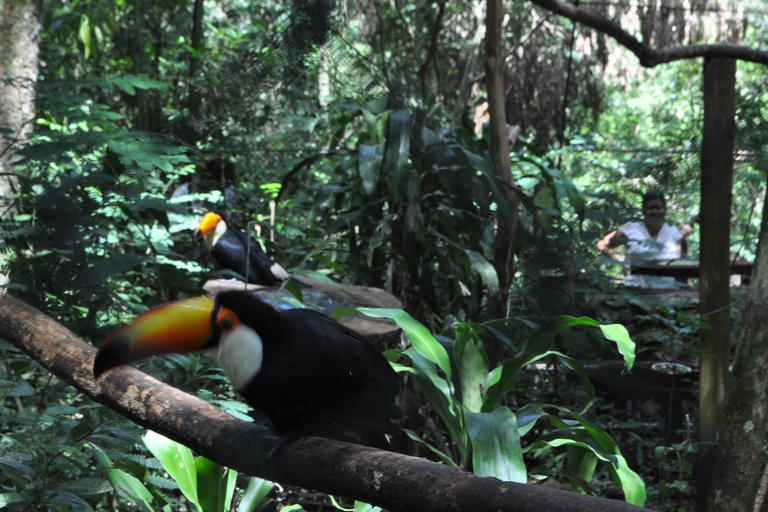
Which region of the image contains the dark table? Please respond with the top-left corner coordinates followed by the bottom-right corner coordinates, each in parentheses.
top-left (631, 259), bottom-right (753, 279)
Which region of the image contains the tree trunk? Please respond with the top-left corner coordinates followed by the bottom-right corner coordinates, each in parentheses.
top-left (708, 171), bottom-right (768, 511)
top-left (697, 57), bottom-right (736, 511)
top-left (0, 0), bottom-right (42, 284)
top-left (484, 0), bottom-right (519, 331)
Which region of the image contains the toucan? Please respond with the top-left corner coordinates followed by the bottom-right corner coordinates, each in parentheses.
top-left (194, 212), bottom-right (290, 286)
top-left (93, 290), bottom-right (402, 447)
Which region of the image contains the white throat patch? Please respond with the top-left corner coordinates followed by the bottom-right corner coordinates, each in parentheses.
top-left (210, 324), bottom-right (263, 391)
top-left (205, 218), bottom-right (228, 252)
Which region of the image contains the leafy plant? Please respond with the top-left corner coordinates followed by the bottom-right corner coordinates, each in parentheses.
top-left (337, 308), bottom-right (645, 506)
top-left (95, 430), bottom-right (275, 512)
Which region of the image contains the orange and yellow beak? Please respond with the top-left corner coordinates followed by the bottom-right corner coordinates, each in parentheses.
top-left (93, 296), bottom-right (239, 378)
top-left (194, 212), bottom-right (221, 242)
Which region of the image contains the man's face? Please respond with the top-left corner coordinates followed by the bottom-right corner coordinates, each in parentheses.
top-left (643, 198), bottom-right (666, 226)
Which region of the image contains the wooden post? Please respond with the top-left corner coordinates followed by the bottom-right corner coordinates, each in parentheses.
top-left (697, 57), bottom-right (736, 511)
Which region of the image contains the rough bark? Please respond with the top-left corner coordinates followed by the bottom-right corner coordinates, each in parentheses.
top-left (708, 185), bottom-right (768, 512)
top-left (0, 0), bottom-right (42, 284)
top-left (697, 58), bottom-right (736, 511)
top-left (527, 0), bottom-right (768, 67)
top-left (0, 293), bottom-right (645, 512)
top-left (484, 0), bottom-right (520, 330)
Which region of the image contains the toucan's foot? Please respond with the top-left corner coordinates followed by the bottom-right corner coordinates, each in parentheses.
top-left (267, 428), bottom-right (310, 458)
top-left (243, 420), bottom-right (307, 457)
top-left (239, 422), bottom-right (286, 456)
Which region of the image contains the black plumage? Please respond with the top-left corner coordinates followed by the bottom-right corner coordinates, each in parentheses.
top-left (219, 291), bottom-right (401, 445)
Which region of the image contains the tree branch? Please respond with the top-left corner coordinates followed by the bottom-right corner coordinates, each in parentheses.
top-left (528, 0), bottom-right (768, 67)
top-left (0, 293), bottom-right (644, 512)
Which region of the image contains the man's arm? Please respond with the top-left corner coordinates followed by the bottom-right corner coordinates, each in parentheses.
top-left (597, 229), bottom-right (627, 262)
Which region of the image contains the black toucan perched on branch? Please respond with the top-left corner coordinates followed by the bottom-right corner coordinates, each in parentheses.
top-left (93, 290), bottom-right (402, 447)
top-left (194, 212), bottom-right (290, 286)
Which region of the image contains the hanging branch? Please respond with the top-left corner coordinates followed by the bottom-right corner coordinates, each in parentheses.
top-left (528, 0), bottom-right (768, 67)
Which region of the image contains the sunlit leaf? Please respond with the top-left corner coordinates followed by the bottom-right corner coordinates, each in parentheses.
top-left (453, 323), bottom-right (489, 413)
top-left (359, 144), bottom-right (382, 195)
top-left (384, 110), bottom-right (411, 205)
top-left (465, 408), bottom-right (526, 483)
top-left (237, 477), bottom-right (275, 512)
top-left (143, 431), bottom-right (200, 511)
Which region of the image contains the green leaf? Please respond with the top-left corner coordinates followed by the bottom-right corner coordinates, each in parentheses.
top-left (0, 379), bottom-right (35, 397)
top-left (529, 406), bottom-right (646, 507)
top-left (359, 144), bottom-right (382, 195)
top-left (599, 323), bottom-right (636, 371)
top-left (384, 110), bottom-right (411, 205)
top-left (464, 250), bottom-right (499, 294)
top-left (391, 356), bottom-right (458, 439)
top-left (453, 323), bottom-right (489, 413)
top-left (93, 446), bottom-right (156, 512)
top-left (237, 477), bottom-right (275, 512)
top-left (195, 457), bottom-right (235, 512)
top-left (567, 445), bottom-right (598, 494)
top-left (0, 493), bottom-right (25, 508)
top-left (465, 408), bottom-right (526, 483)
top-left (355, 307), bottom-right (451, 379)
top-left (484, 316), bottom-right (635, 411)
top-left (78, 15), bottom-right (92, 59)
top-left (403, 429), bottom-right (459, 468)
top-left (143, 431), bottom-right (200, 511)
top-left (113, 76), bottom-right (137, 95)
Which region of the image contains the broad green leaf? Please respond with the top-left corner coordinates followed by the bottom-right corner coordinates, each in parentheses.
top-left (359, 144), bottom-right (382, 195)
top-left (0, 493), bottom-right (24, 507)
top-left (143, 431), bottom-right (200, 511)
top-left (453, 323), bottom-right (489, 413)
top-left (567, 445), bottom-right (598, 494)
top-left (464, 250), bottom-right (499, 293)
top-left (384, 110), bottom-right (411, 205)
top-left (113, 76), bottom-right (136, 95)
top-left (531, 406), bottom-right (646, 507)
top-left (0, 379), bottom-right (35, 397)
top-left (195, 457), bottom-right (235, 512)
top-left (237, 477), bottom-right (275, 512)
top-left (361, 108), bottom-right (384, 144)
top-left (356, 308), bottom-right (452, 379)
top-left (93, 447), bottom-right (155, 512)
top-left (392, 354), bottom-right (461, 443)
top-left (599, 323), bottom-right (635, 371)
top-left (403, 429), bottom-right (459, 468)
top-left (545, 351), bottom-right (595, 413)
top-left (484, 316), bottom-right (635, 410)
top-left (465, 408), bottom-right (526, 483)
top-left (78, 15), bottom-right (92, 59)
top-left (310, 253), bottom-right (346, 273)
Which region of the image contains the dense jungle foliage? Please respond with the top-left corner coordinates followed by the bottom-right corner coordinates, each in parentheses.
top-left (1, 0), bottom-right (767, 510)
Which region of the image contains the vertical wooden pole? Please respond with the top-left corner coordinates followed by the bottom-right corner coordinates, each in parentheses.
top-left (697, 57), bottom-right (736, 511)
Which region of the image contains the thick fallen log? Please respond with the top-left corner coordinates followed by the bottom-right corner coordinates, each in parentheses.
top-left (0, 293), bottom-right (644, 512)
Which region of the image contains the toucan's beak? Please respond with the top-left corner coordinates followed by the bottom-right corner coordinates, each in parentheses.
top-left (93, 296), bottom-right (238, 378)
top-left (194, 212), bottom-right (221, 242)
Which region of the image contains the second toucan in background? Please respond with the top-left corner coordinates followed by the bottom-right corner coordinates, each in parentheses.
top-left (195, 212), bottom-right (289, 286)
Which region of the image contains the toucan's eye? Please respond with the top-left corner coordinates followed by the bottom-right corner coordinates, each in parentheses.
top-left (220, 314), bottom-right (236, 331)
top-left (213, 305), bottom-right (239, 332)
